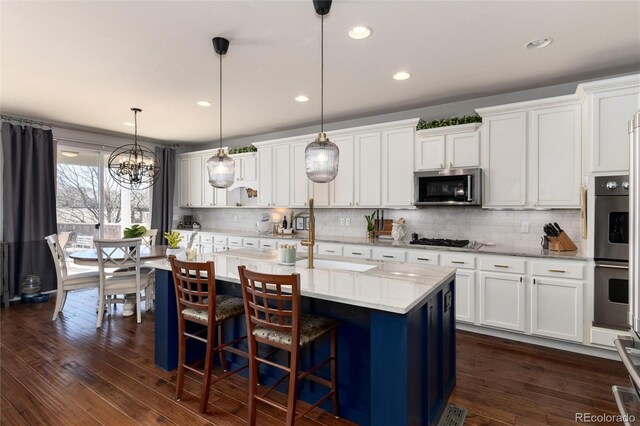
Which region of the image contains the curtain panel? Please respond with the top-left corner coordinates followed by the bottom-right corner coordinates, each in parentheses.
top-left (1, 122), bottom-right (57, 298)
top-left (151, 147), bottom-right (176, 246)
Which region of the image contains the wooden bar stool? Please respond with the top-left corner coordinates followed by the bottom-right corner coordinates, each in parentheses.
top-left (169, 256), bottom-right (248, 413)
top-left (238, 265), bottom-right (339, 426)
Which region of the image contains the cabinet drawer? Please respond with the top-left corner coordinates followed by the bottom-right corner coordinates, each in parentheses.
top-left (317, 243), bottom-right (343, 257)
top-left (214, 236), bottom-right (228, 245)
top-left (199, 233), bottom-right (214, 244)
top-left (343, 245), bottom-right (372, 260)
top-left (228, 237), bottom-right (243, 247)
top-left (480, 257), bottom-right (526, 274)
top-left (441, 253), bottom-right (476, 269)
top-left (259, 239), bottom-right (277, 249)
top-left (371, 248), bottom-right (407, 262)
top-left (531, 261), bottom-right (585, 280)
top-left (407, 251), bottom-right (439, 266)
top-left (243, 238), bottom-right (259, 248)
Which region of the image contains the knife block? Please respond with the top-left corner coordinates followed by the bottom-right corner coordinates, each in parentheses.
top-left (548, 232), bottom-right (578, 252)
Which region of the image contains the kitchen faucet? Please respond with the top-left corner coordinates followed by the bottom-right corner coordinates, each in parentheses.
top-left (301, 198), bottom-right (315, 268)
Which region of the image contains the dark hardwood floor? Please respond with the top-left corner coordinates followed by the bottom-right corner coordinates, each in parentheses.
top-left (0, 289), bottom-right (629, 425)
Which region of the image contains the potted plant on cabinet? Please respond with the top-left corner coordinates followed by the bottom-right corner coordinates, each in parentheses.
top-left (164, 231), bottom-right (184, 256)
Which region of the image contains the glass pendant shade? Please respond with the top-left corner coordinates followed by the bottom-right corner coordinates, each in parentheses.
top-left (207, 149), bottom-right (236, 188)
top-left (305, 132), bottom-right (339, 183)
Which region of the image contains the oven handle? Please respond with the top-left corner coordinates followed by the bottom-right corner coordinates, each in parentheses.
top-left (615, 336), bottom-right (640, 390)
top-left (612, 385), bottom-right (637, 426)
top-left (596, 263), bottom-right (629, 270)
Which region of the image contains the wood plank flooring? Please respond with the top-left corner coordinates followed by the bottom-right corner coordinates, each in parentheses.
top-left (0, 289), bottom-right (630, 425)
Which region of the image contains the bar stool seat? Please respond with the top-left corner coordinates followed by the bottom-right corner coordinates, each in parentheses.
top-left (182, 295), bottom-right (245, 323)
top-left (253, 314), bottom-right (339, 346)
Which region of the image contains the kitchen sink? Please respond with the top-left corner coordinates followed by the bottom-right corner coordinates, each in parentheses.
top-left (295, 259), bottom-right (376, 272)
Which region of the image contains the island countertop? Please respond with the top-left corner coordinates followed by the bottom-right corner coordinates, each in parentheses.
top-left (145, 248), bottom-right (455, 314)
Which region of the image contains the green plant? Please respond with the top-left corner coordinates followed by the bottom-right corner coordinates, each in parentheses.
top-left (164, 231), bottom-right (183, 249)
top-left (228, 145), bottom-right (258, 155)
top-left (123, 224), bottom-right (147, 238)
top-left (416, 114), bottom-right (482, 131)
top-left (364, 210), bottom-right (377, 232)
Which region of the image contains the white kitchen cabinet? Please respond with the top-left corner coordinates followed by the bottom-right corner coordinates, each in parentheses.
top-left (414, 123), bottom-right (482, 171)
top-left (273, 144), bottom-right (291, 207)
top-left (231, 152), bottom-right (257, 185)
top-left (371, 247), bottom-right (407, 262)
top-left (415, 135), bottom-right (445, 170)
top-left (311, 182), bottom-right (330, 207)
top-left (354, 132), bottom-right (382, 207)
top-left (179, 157), bottom-right (191, 207)
top-left (290, 141), bottom-right (310, 207)
top-left (382, 127), bottom-right (415, 207)
top-left (455, 270), bottom-right (476, 324)
top-left (446, 132), bottom-right (480, 169)
top-left (531, 277), bottom-right (583, 342)
top-left (257, 146), bottom-right (273, 207)
top-left (188, 156), bottom-right (203, 207)
top-left (330, 135), bottom-right (355, 207)
top-left (479, 271), bottom-right (526, 332)
top-left (481, 112), bottom-right (527, 207)
top-left (529, 104), bottom-right (581, 207)
top-left (578, 75), bottom-right (640, 173)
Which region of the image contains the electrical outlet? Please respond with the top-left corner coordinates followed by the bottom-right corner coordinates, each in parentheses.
top-left (521, 222), bottom-right (529, 233)
top-left (233, 215), bottom-right (238, 223)
top-left (340, 218), bottom-right (345, 226)
top-left (197, 215), bottom-right (202, 221)
top-left (346, 218), bottom-right (351, 226)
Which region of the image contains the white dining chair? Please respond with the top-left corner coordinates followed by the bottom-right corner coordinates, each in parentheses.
top-left (142, 229), bottom-right (158, 246)
top-left (46, 233), bottom-right (100, 321)
top-left (94, 238), bottom-right (153, 327)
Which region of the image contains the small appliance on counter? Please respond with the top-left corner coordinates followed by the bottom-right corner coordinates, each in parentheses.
top-left (183, 215), bottom-right (193, 228)
top-left (256, 212), bottom-right (272, 234)
top-left (192, 222), bottom-right (201, 230)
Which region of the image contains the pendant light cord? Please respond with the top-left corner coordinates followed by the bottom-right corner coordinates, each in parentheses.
top-left (219, 50), bottom-right (223, 150)
top-left (134, 110), bottom-right (138, 148)
top-left (321, 13), bottom-right (324, 133)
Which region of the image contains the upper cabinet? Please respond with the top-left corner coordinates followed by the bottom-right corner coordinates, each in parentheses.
top-left (354, 132), bottom-right (382, 207)
top-left (382, 126), bottom-right (415, 207)
top-left (577, 75), bottom-right (640, 173)
top-left (178, 150), bottom-right (230, 208)
top-left (330, 135), bottom-right (356, 207)
top-left (415, 123), bottom-right (481, 171)
top-left (257, 146), bottom-right (274, 207)
top-left (478, 95), bottom-right (582, 209)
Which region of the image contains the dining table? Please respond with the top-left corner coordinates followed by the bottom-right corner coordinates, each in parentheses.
top-left (69, 245), bottom-right (169, 265)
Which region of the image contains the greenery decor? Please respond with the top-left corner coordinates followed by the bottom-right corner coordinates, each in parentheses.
top-left (228, 146), bottom-right (257, 155)
top-left (123, 224), bottom-right (147, 238)
top-left (164, 231), bottom-right (184, 249)
top-left (416, 115), bottom-right (482, 131)
top-left (365, 210), bottom-right (377, 232)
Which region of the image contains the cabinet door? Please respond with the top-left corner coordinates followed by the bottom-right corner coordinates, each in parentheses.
top-left (479, 272), bottom-right (525, 332)
top-left (354, 132), bottom-right (382, 207)
top-left (243, 155), bottom-right (257, 181)
top-left (203, 168), bottom-right (215, 207)
top-left (214, 188), bottom-right (227, 207)
top-left (233, 157), bottom-right (243, 183)
top-left (257, 147), bottom-right (273, 207)
top-left (531, 277), bottom-right (583, 342)
top-left (330, 135), bottom-right (355, 207)
top-left (188, 156), bottom-right (203, 207)
top-left (415, 135), bottom-right (445, 171)
top-left (382, 127), bottom-right (414, 207)
top-left (290, 142), bottom-right (309, 207)
top-left (311, 182), bottom-right (330, 207)
top-left (590, 88), bottom-right (640, 172)
top-left (179, 157), bottom-right (190, 207)
top-left (529, 104), bottom-right (581, 207)
top-left (273, 145), bottom-right (291, 207)
top-left (455, 270), bottom-right (476, 324)
top-left (446, 131), bottom-right (480, 168)
top-left (482, 112), bottom-right (527, 207)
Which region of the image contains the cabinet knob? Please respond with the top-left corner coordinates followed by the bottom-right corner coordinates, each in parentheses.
top-left (440, 163), bottom-right (444, 168)
top-left (356, 202), bottom-right (359, 206)
top-left (449, 162), bottom-right (453, 168)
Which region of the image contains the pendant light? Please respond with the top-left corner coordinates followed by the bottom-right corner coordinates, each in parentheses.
top-left (108, 108), bottom-right (160, 190)
top-left (206, 37), bottom-right (236, 188)
top-left (305, 0), bottom-right (339, 183)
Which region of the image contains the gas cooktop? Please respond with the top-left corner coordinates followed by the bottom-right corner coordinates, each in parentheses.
top-left (410, 238), bottom-right (471, 248)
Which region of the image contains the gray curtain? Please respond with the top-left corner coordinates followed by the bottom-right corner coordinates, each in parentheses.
top-left (1, 122), bottom-right (57, 298)
top-left (151, 147), bottom-right (176, 246)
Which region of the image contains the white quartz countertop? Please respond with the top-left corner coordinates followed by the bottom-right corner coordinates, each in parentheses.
top-left (145, 248), bottom-right (455, 314)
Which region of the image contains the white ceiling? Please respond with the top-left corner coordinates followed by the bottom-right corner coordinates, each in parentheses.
top-left (1, 1), bottom-right (639, 144)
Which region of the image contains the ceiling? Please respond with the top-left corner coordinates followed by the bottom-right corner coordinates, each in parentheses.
top-left (1, 1), bottom-right (639, 144)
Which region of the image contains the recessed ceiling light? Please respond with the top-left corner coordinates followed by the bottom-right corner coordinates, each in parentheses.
top-left (348, 26), bottom-right (372, 40)
top-left (61, 150), bottom-right (79, 157)
top-left (123, 121), bottom-right (135, 126)
top-left (295, 95), bottom-right (310, 102)
top-left (393, 71), bottom-right (412, 81)
top-left (525, 38), bottom-right (553, 50)
top-left (197, 100), bottom-right (212, 107)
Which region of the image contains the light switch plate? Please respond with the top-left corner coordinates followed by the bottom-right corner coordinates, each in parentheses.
top-left (521, 222), bottom-right (529, 233)
top-left (346, 218), bottom-right (351, 226)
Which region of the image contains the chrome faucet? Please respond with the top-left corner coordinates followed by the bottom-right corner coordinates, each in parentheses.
top-left (301, 198), bottom-right (315, 269)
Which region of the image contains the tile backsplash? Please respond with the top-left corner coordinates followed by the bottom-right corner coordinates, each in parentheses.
top-left (186, 207), bottom-right (582, 252)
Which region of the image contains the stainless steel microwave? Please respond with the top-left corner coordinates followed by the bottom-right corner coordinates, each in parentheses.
top-left (414, 168), bottom-right (482, 206)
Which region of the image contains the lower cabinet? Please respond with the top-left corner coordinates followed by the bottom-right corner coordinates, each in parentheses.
top-left (454, 270), bottom-right (475, 324)
top-left (479, 272), bottom-right (526, 332)
top-left (531, 276), bottom-right (584, 342)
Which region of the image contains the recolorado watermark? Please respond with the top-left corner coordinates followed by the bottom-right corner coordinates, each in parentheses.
top-left (575, 412), bottom-right (635, 423)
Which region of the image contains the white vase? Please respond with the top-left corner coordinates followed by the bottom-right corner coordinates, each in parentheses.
top-left (166, 248), bottom-right (182, 257)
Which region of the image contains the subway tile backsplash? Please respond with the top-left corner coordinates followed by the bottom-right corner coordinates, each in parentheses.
top-left (186, 207), bottom-right (582, 252)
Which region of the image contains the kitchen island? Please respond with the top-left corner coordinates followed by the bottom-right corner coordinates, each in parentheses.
top-left (146, 249), bottom-right (456, 426)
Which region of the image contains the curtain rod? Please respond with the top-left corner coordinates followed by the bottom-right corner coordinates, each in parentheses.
top-left (1, 114), bottom-right (53, 128)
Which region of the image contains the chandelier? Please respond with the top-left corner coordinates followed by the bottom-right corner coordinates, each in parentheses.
top-left (108, 108), bottom-right (160, 190)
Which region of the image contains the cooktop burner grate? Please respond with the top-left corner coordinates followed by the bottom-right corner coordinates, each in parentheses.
top-left (410, 238), bottom-right (470, 248)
